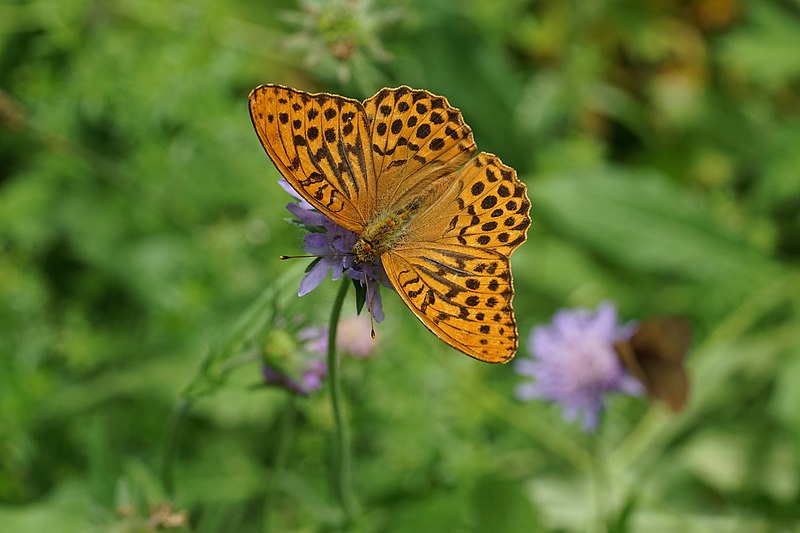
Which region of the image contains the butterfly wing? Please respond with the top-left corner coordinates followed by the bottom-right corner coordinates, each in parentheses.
top-left (382, 245), bottom-right (518, 363)
top-left (625, 316), bottom-right (691, 411)
top-left (362, 87), bottom-right (476, 214)
top-left (410, 152), bottom-right (531, 256)
top-left (631, 316), bottom-right (691, 364)
top-left (381, 153), bottom-right (531, 363)
top-left (249, 84), bottom-right (376, 232)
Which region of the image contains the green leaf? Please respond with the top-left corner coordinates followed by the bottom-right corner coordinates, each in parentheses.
top-left (535, 167), bottom-right (777, 283)
top-left (353, 278), bottom-right (367, 315)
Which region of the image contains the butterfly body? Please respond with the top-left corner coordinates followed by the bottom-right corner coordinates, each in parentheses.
top-left (355, 197), bottom-right (423, 263)
top-left (250, 84), bottom-right (531, 363)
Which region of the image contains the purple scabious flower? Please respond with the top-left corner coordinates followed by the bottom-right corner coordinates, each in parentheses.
top-left (261, 314), bottom-right (377, 396)
top-left (279, 179), bottom-right (387, 322)
top-left (263, 358), bottom-right (327, 396)
top-left (515, 302), bottom-right (643, 431)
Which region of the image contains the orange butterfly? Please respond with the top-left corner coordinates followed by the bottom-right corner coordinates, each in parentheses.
top-left (249, 85), bottom-right (530, 363)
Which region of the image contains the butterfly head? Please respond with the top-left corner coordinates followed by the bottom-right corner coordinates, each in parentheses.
top-left (353, 237), bottom-right (379, 265)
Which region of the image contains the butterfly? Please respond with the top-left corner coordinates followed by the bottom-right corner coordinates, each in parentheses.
top-left (614, 316), bottom-right (691, 411)
top-left (248, 85), bottom-right (531, 363)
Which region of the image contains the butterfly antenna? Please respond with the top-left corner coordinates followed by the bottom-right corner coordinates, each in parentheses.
top-left (281, 252), bottom-right (349, 260)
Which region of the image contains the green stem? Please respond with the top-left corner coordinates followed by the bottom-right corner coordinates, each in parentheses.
top-left (263, 396), bottom-right (296, 533)
top-left (160, 397), bottom-right (193, 496)
top-left (588, 457), bottom-right (609, 532)
top-left (328, 279), bottom-right (358, 524)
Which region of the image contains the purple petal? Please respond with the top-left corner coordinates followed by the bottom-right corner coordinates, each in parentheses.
top-left (514, 358), bottom-right (540, 378)
top-left (369, 288), bottom-right (385, 323)
top-left (301, 371), bottom-right (324, 393)
top-left (592, 302), bottom-right (617, 334)
top-left (331, 261), bottom-right (344, 281)
top-left (298, 261), bottom-right (330, 296)
top-left (262, 366), bottom-right (283, 383)
top-left (307, 358), bottom-right (328, 375)
top-left (278, 179), bottom-right (306, 203)
top-left (530, 326), bottom-right (559, 359)
top-left (263, 354), bottom-right (327, 397)
top-left (302, 232), bottom-right (331, 251)
top-left (515, 382), bottom-right (541, 400)
top-left (580, 408), bottom-right (600, 432)
top-left (287, 202), bottom-right (328, 227)
top-left (297, 326), bottom-right (328, 355)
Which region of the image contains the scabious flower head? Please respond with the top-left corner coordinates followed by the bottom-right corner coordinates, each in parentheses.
top-left (262, 327), bottom-right (328, 396)
top-left (279, 179), bottom-right (387, 322)
top-left (261, 313), bottom-right (377, 395)
top-left (263, 358), bottom-right (327, 396)
top-left (515, 302), bottom-right (643, 431)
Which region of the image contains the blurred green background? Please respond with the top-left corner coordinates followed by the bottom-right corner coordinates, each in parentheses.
top-left (2, 0), bottom-right (799, 531)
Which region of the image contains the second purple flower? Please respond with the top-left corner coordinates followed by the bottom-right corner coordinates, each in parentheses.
top-left (514, 302), bottom-right (644, 431)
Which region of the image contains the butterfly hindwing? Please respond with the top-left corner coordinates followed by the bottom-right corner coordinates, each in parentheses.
top-left (410, 152), bottom-right (531, 257)
top-left (382, 244), bottom-right (518, 363)
top-left (249, 84), bottom-right (375, 231)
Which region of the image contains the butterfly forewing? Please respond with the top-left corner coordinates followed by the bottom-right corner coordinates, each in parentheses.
top-left (249, 84), bottom-right (375, 231)
top-left (363, 87), bottom-right (476, 212)
top-left (382, 245), bottom-right (518, 363)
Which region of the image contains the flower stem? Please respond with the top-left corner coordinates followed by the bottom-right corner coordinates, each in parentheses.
top-left (160, 397), bottom-right (193, 496)
top-left (328, 278), bottom-right (358, 524)
top-left (263, 396), bottom-right (296, 532)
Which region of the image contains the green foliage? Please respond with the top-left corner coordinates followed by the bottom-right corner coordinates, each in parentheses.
top-left (1, 0), bottom-right (799, 530)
